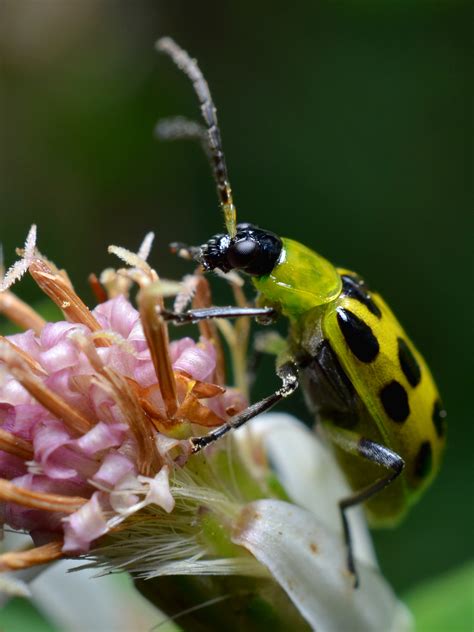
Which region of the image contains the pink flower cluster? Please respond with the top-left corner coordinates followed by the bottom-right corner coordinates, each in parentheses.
top-left (0, 295), bottom-right (242, 554)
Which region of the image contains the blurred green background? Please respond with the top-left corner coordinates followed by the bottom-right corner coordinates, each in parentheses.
top-left (0, 0), bottom-right (471, 612)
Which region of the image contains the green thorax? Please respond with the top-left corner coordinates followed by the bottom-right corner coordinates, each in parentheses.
top-left (252, 237), bottom-right (342, 319)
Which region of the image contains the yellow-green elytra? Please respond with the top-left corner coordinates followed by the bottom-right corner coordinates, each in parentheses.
top-left (157, 36), bottom-right (446, 578)
top-left (285, 264), bottom-right (446, 526)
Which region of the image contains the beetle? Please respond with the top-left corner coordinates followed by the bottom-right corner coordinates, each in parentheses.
top-left (156, 37), bottom-right (446, 584)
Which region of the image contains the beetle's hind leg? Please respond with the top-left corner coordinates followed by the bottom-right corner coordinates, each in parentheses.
top-left (190, 362), bottom-right (299, 452)
top-left (322, 425), bottom-right (405, 588)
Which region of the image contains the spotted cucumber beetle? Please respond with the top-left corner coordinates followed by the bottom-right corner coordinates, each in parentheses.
top-left (156, 37), bottom-right (446, 583)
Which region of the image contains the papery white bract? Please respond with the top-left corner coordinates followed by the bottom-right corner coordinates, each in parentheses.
top-left (233, 414), bottom-right (413, 632)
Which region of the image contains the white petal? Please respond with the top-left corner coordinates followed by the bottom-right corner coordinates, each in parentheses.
top-left (0, 573), bottom-right (31, 600)
top-left (233, 499), bottom-right (413, 632)
top-left (30, 560), bottom-right (159, 632)
top-left (235, 413), bottom-right (376, 566)
top-left (139, 466), bottom-right (175, 513)
top-left (108, 472), bottom-right (141, 514)
top-left (0, 533), bottom-right (44, 605)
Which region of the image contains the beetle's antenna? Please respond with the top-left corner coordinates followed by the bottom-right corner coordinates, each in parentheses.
top-left (156, 37), bottom-right (237, 238)
top-left (155, 116), bottom-right (211, 161)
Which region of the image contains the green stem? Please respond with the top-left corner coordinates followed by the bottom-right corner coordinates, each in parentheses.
top-left (135, 574), bottom-right (310, 631)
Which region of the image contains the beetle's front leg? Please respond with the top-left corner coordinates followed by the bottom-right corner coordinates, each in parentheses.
top-left (190, 362), bottom-right (299, 452)
top-left (321, 424), bottom-right (405, 588)
top-left (160, 305), bottom-right (277, 325)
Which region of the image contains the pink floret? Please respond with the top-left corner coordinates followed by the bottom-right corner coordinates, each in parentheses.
top-left (62, 492), bottom-right (108, 553)
top-left (92, 294), bottom-right (140, 339)
top-left (173, 339), bottom-right (216, 382)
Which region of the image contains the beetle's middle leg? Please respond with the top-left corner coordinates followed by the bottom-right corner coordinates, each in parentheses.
top-left (190, 362), bottom-right (299, 452)
top-left (321, 424), bottom-right (405, 587)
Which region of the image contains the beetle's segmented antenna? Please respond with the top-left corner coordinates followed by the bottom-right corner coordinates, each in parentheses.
top-left (156, 37), bottom-right (237, 238)
top-left (155, 116), bottom-right (212, 161)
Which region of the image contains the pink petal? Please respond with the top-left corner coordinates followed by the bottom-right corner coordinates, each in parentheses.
top-left (0, 377), bottom-right (33, 407)
top-left (38, 340), bottom-right (79, 373)
top-left (172, 344), bottom-right (215, 382)
top-left (87, 383), bottom-right (118, 423)
top-left (2, 503), bottom-right (64, 534)
top-left (92, 452), bottom-right (136, 487)
top-left (169, 337), bottom-right (196, 363)
top-left (92, 296), bottom-right (139, 338)
top-left (128, 320), bottom-right (148, 352)
top-left (0, 451), bottom-right (27, 479)
top-left (96, 346), bottom-right (137, 378)
top-left (1, 404), bottom-right (45, 440)
top-left (73, 422), bottom-right (128, 457)
top-left (33, 421), bottom-right (96, 480)
top-left (45, 369), bottom-right (94, 418)
top-left (205, 387), bottom-right (248, 419)
top-left (62, 492), bottom-right (108, 553)
top-left (7, 330), bottom-right (40, 359)
top-left (133, 360), bottom-right (160, 388)
top-left (40, 322), bottom-right (90, 349)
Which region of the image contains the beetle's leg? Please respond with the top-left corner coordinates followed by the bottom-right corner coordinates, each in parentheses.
top-left (322, 424), bottom-right (405, 587)
top-left (160, 305), bottom-right (277, 325)
top-left (190, 362), bottom-right (299, 452)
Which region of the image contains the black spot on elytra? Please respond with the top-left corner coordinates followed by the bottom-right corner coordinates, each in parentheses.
top-left (432, 400), bottom-right (447, 438)
top-left (414, 441), bottom-right (433, 478)
top-left (380, 380), bottom-right (410, 422)
top-left (336, 308), bottom-right (380, 363)
top-left (397, 338), bottom-right (422, 388)
top-left (341, 274), bottom-right (382, 318)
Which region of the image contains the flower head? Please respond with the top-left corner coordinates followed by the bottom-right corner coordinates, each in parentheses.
top-left (0, 227), bottom-right (246, 562)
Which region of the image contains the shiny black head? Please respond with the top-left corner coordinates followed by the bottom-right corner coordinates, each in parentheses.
top-left (199, 223), bottom-right (283, 276)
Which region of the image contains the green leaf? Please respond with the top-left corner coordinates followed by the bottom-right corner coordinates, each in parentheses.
top-left (0, 597), bottom-right (58, 632)
top-left (404, 561), bottom-right (474, 632)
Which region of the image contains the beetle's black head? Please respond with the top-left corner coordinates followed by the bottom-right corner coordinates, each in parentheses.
top-left (199, 223), bottom-right (282, 276)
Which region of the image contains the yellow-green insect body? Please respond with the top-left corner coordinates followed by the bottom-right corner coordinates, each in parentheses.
top-left (253, 238), bottom-right (445, 525)
top-left (290, 267), bottom-right (444, 526)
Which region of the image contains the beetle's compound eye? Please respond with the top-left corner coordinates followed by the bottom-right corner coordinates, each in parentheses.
top-left (227, 238), bottom-right (259, 269)
top-left (229, 226), bottom-right (283, 276)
